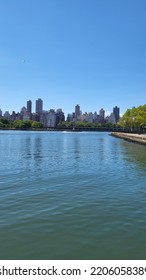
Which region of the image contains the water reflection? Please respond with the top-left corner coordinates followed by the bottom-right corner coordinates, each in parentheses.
top-left (73, 136), bottom-right (80, 160)
top-left (33, 137), bottom-right (42, 162)
top-left (24, 138), bottom-right (32, 159)
top-left (120, 140), bottom-right (146, 172)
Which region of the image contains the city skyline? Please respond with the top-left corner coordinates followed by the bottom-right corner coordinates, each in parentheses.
top-left (0, 98), bottom-right (120, 118)
top-left (0, 0), bottom-right (146, 116)
top-left (0, 94), bottom-right (145, 118)
top-left (0, 98), bottom-right (120, 127)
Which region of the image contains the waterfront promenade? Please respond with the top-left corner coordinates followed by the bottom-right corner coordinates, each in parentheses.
top-left (111, 132), bottom-right (146, 145)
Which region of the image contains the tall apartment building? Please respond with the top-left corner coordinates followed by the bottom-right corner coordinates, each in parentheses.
top-left (56, 109), bottom-right (65, 125)
top-left (99, 108), bottom-right (105, 123)
top-left (113, 106), bottom-right (120, 123)
top-left (0, 109), bottom-right (2, 117)
top-left (75, 104), bottom-right (80, 120)
top-left (4, 111), bottom-right (10, 119)
top-left (40, 110), bottom-right (56, 127)
top-left (36, 98), bottom-right (43, 114)
top-left (108, 113), bottom-right (116, 125)
top-left (27, 100), bottom-right (32, 114)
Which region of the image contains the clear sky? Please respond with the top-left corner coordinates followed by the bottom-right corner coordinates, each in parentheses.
top-left (0, 0), bottom-right (146, 117)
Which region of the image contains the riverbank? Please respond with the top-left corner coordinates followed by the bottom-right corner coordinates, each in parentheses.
top-left (0, 127), bottom-right (122, 132)
top-left (111, 132), bottom-right (146, 145)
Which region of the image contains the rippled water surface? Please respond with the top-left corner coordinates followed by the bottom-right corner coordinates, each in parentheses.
top-left (0, 131), bottom-right (146, 259)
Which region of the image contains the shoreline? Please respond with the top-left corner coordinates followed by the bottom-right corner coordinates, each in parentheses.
top-left (111, 132), bottom-right (146, 145)
top-left (0, 127), bottom-right (122, 132)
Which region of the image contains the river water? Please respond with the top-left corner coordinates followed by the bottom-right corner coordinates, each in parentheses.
top-left (0, 131), bottom-right (146, 259)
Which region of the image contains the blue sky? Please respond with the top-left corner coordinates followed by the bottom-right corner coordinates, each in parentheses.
top-left (0, 0), bottom-right (146, 117)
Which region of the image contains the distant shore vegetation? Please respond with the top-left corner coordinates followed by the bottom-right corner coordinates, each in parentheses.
top-left (57, 121), bottom-right (115, 128)
top-left (0, 119), bottom-right (115, 129)
top-left (0, 119), bottom-right (43, 129)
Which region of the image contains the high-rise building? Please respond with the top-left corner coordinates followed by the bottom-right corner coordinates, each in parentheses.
top-left (20, 106), bottom-right (30, 120)
top-left (11, 111), bottom-right (16, 121)
top-left (27, 100), bottom-right (32, 114)
top-left (67, 113), bottom-right (73, 122)
top-left (113, 106), bottom-right (120, 123)
top-left (21, 106), bottom-right (27, 115)
top-left (85, 112), bottom-right (94, 123)
top-left (99, 108), bottom-right (105, 123)
top-left (0, 109), bottom-right (2, 117)
top-left (40, 110), bottom-right (56, 127)
top-left (93, 112), bottom-right (100, 123)
top-left (75, 104), bottom-right (80, 120)
top-left (56, 109), bottom-right (65, 125)
top-left (36, 98), bottom-right (43, 114)
top-left (108, 113), bottom-right (116, 125)
top-left (4, 111), bottom-right (10, 119)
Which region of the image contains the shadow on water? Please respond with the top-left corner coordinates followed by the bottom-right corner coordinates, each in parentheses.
top-left (120, 139), bottom-right (146, 172)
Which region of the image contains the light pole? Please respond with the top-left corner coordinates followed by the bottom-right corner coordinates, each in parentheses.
top-left (73, 118), bottom-right (75, 131)
top-left (123, 119), bottom-right (126, 131)
top-left (131, 115), bottom-right (135, 132)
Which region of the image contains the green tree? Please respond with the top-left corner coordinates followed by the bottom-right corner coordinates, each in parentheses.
top-left (0, 121), bottom-right (4, 128)
top-left (32, 121), bottom-right (43, 128)
top-left (118, 105), bottom-right (146, 130)
top-left (0, 118), bottom-right (9, 127)
top-left (21, 120), bottom-right (32, 128)
top-left (12, 120), bottom-right (31, 129)
top-left (12, 120), bottom-right (22, 128)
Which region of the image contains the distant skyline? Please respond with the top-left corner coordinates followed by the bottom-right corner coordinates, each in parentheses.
top-left (0, 0), bottom-right (146, 116)
top-left (0, 97), bottom-right (117, 117)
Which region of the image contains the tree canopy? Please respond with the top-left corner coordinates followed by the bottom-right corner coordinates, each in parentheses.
top-left (0, 118), bottom-right (43, 129)
top-left (118, 105), bottom-right (146, 130)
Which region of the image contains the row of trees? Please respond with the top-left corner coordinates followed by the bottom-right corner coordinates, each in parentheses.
top-left (118, 105), bottom-right (146, 131)
top-left (0, 118), bottom-right (115, 130)
top-left (0, 118), bottom-right (43, 129)
top-left (57, 121), bottom-right (115, 128)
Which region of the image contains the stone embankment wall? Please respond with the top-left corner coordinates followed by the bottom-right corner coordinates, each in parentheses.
top-left (111, 132), bottom-right (146, 145)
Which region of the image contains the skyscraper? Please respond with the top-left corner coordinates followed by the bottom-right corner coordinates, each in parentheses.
top-left (75, 104), bottom-right (80, 120)
top-left (113, 106), bottom-right (120, 123)
top-left (56, 109), bottom-right (65, 125)
top-left (36, 98), bottom-right (43, 114)
top-left (99, 108), bottom-right (105, 123)
top-left (27, 100), bottom-right (32, 114)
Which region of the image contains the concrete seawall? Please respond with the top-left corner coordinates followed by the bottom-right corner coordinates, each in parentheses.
top-left (111, 132), bottom-right (146, 146)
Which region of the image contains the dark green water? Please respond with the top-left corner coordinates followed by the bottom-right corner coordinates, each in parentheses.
top-left (0, 131), bottom-right (146, 260)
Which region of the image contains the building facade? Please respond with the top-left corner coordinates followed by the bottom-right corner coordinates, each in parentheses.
top-left (36, 98), bottom-right (43, 114)
top-left (27, 100), bottom-right (32, 114)
top-left (40, 110), bottom-right (56, 127)
top-left (75, 104), bottom-right (81, 120)
top-left (113, 106), bottom-right (120, 123)
top-left (99, 108), bottom-right (105, 123)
